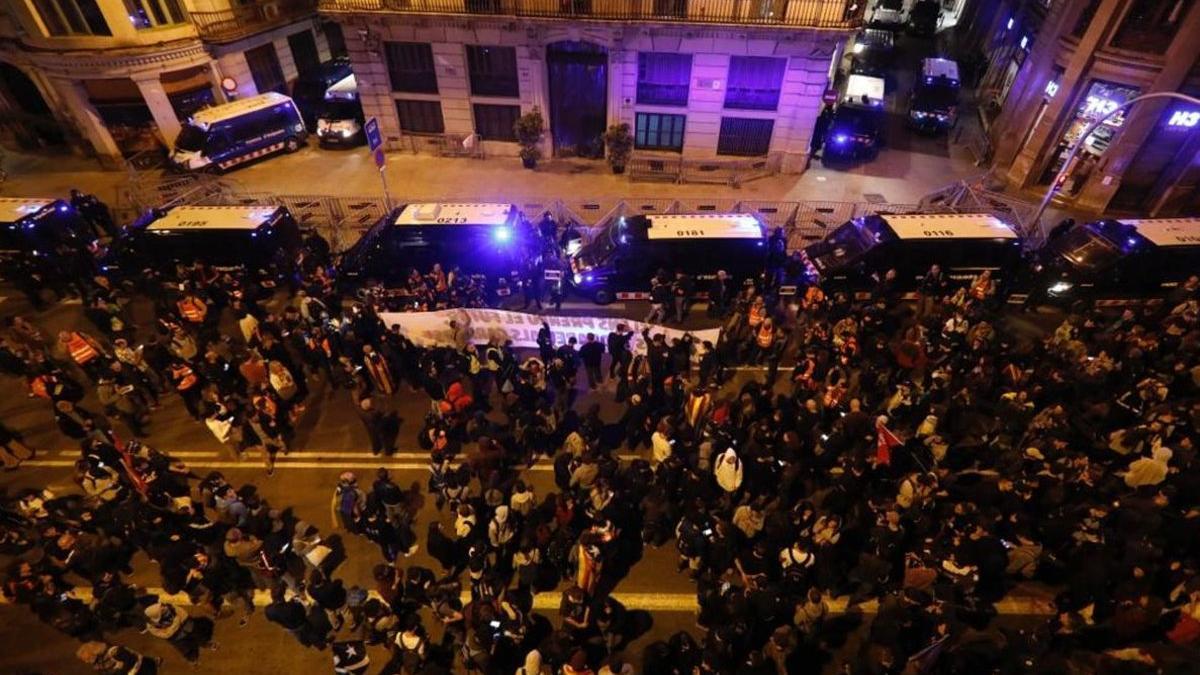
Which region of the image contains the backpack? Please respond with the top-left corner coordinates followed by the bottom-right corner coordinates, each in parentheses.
top-left (337, 486), bottom-right (359, 517)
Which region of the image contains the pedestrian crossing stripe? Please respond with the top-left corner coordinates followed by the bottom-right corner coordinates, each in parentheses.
top-left (0, 586), bottom-right (1055, 615)
top-left (218, 142), bottom-right (286, 170)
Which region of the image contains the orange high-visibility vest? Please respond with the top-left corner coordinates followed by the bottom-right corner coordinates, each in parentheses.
top-left (177, 297), bottom-right (207, 323)
top-left (757, 323), bottom-right (774, 348)
top-left (29, 375), bottom-right (51, 399)
top-left (748, 305), bottom-right (766, 328)
top-left (803, 286), bottom-right (825, 309)
top-left (66, 333), bottom-right (99, 365)
top-left (170, 364), bottom-right (197, 391)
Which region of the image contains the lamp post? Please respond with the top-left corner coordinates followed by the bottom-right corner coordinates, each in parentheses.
top-left (1031, 91), bottom-right (1200, 240)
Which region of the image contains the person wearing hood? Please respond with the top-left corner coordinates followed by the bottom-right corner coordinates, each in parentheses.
top-left (143, 600), bottom-right (216, 663)
top-left (488, 505), bottom-right (515, 549)
top-left (1125, 446), bottom-right (1173, 488)
top-left (714, 447), bottom-right (743, 494)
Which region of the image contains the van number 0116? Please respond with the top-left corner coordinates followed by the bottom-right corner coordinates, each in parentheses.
top-left (922, 229), bottom-right (954, 237)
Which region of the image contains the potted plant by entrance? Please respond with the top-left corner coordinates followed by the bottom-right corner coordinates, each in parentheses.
top-left (513, 107), bottom-right (545, 169)
top-left (603, 123), bottom-right (633, 174)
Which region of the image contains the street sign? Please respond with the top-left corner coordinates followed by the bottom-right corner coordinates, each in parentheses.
top-left (822, 88), bottom-right (838, 105)
top-left (364, 117), bottom-right (382, 152)
top-left (373, 148), bottom-right (385, 169)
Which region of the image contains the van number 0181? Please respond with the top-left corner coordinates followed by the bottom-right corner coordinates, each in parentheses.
top-left (676, 229), bottom-right (704, 236)
top-left (922, 229), bottom-right (954, 237)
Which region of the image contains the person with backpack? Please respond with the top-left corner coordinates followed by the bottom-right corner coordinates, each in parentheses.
top-left (331, 472), bottom-right (367, 533)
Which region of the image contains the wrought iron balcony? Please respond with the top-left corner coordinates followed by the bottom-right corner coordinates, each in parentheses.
top-left (191, 0), bottom-right (319, 43)
top-left (319, 0), bottom-right (863, 29)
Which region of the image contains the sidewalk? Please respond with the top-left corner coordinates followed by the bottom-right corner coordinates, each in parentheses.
top-left (0, 135), bottom-right (987, 211)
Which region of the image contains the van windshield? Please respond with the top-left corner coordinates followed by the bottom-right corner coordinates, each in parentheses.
top-left (1052, 227), bottom-right (1123, 271)
top-left (175, 125), bottom-right (207, 152)
top-left (914, 82), bottom-right (959, 110)
top-left (319, 99), bottom-right (361, 120)
top-left (834, 105), bottom-right (883, 135)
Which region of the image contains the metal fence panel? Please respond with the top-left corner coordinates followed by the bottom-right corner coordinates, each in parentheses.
top-left (673, 198), bottom-right (741, 213)
top-left (789, 201), bottom-right (854, 248)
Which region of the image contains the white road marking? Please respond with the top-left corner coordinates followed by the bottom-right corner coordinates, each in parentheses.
top-left (0, 586), bottom-right (1055, 615)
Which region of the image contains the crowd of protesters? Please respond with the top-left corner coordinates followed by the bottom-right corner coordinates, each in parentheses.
top-left (1, 198), bottom-right (1200, 675)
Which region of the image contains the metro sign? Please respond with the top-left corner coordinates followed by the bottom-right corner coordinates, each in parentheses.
top-left (1084, 95), bottom-right (1121, 117)
top-left (1168, 109), bottom-right (1200, 128)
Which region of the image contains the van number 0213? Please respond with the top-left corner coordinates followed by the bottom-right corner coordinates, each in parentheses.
top-left (435, 217), bottom-right (468, 224)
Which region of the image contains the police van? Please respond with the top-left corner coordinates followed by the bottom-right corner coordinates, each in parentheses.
top-left (570, 212), bottom-right (767, 304)
top-left (850, 28), bottom-right (895, 80)
top-left (170, 92), bottom-right (307, 172)
top-left (339, 202), bottom-right (536, 288)
top-left (824, 74), bottom-right (887, 160)
top-left (0, 198), bottom-right (94, 266)
top-left (1037, 217), bottom-right (1200, 305)
top-left (292, 57), bottom-right (354, 131)
top-left (801, 213), bottom-right (1023, 295)
top-left (908, 58), bottom-right (960, 133)
top-left (315, 73), bottom-right (365, 147)
top-left (102, 205), bottom-right (301, 275)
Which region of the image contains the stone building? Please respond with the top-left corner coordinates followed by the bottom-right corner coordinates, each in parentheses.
top-left (965, 0), bottom-right (1200, 216)
top-left (0, 0), bottom-right (342, 166)
top-left (318, 0), bottom-right (862, 172)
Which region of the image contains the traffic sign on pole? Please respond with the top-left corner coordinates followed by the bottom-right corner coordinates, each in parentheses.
top-left (373, 148), bottom-right (386, 169)
top-left (364, 117), bottom-right (382, 152)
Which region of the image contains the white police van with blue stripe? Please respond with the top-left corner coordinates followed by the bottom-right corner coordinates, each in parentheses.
top-left (170, 92), bottom-right (307, 172)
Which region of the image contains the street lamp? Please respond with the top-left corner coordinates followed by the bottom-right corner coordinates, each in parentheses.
top-left (1032, 91), bottom-right (1200, 240)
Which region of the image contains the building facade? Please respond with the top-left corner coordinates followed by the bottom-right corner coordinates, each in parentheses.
top-left (0, 0), bottom-right (344, 166)
top-left (319, 0), bottom-right (861, 172)
top-left (971, 0), bottom-right (1200, 216)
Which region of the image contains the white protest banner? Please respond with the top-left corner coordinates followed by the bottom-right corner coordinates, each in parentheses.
top-left (379, 308), bottom-right (720, 356)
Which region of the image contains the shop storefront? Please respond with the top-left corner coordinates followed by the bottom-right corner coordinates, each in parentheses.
top-left (1109, 99), bottom-right (1200, 210)
top-left (1038, 80), bottom-right (1140, 190)
top-left (84, 78), bottom-right (160, 155)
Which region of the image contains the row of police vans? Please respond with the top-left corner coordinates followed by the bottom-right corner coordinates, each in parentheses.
top-left (169, 58), bottom-right (364, 173)
top-left (2, 190), bottom-right (1195, 308)
top-left (65, 198), bottom-right (1199, 309)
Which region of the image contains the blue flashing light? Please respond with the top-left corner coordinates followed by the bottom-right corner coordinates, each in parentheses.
top-left (58, 204), bottom-right (69, 213)
top-left (1126, 237), bottom-right (1138, 247)
top-left (1006, 17), bottom-right (1014, 30)
top-left (619, 234), bottom-right (628, 244)
top-left (584, 274), bottom-right (594, 282)
top-left (494, 226), bottom-right (512, 242)
top-left (834, 134), bottom-right (849, 144)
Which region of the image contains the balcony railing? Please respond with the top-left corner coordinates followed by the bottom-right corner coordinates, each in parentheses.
top-left (191, 0), bottom-right (318, 42)
top-left (319, 0), bottom-right (863, 29)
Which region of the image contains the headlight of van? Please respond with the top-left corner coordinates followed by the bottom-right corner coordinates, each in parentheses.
top-left (1048, 281), bottom-right (1073, 295)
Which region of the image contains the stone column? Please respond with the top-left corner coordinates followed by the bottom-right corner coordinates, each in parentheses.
top-left (133, 74), bottom-right (183, 148)
top-left (208, 61), bottom-right (229, 104)
top-left (49, 78), bottom-right (124, 169)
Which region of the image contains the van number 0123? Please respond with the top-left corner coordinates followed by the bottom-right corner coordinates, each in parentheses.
top-left (922, 229), bottom-right (954, 237)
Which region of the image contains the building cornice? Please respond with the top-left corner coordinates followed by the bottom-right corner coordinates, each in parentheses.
top-left (0, 37), bottom-right (210, 78)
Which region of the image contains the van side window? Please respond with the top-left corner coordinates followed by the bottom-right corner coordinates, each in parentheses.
top-left (206, 129), bottom-right (232, 155)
